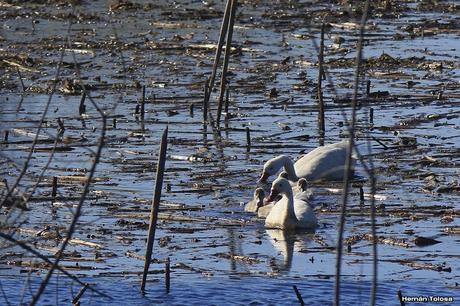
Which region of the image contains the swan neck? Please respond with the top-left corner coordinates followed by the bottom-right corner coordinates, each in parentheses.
top-left (284, 189), bottom-right (297, 221)
top-left (283, 157), bottom-right (299, 182)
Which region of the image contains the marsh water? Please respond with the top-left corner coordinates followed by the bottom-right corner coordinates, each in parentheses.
top-left (0, 0), bottom-right (459, 305)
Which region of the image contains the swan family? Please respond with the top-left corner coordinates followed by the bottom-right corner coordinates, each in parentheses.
top-left (246, 140), bottom-right (356, 231)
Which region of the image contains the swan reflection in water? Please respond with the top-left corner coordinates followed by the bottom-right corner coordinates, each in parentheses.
top-left (265, 229), bottom-right (315, 273)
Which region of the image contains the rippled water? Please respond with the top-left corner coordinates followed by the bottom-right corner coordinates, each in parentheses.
top-left (1, 275), bottom-right (457, 305)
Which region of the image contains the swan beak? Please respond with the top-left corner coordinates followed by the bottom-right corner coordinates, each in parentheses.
top-left (265, 189), bottom-right (279, 204)
top-left (257, 171), bottom-right (269, 184)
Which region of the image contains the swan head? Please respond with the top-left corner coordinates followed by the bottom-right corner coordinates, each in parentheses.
top-left (258, 155), bottom-right (287, 184)
top-left (297, 178), bottom-right (308, 192)
top-left (278, 171), bottom-right (288, 179)
top-left (253, 188), bottom-right (265, 209)
top-left (266, 177), bottom-right (291, 203)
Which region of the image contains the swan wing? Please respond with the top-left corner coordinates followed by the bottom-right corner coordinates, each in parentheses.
top-left (294, 199), bottom-right (317, 228)
top-left (257, 203), bottom-right (274, 218)
top-left (294, 144), bottom-right (350, 181)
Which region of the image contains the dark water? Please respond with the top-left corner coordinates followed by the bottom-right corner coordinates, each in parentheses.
top-left (1, 274), bottom-right (458, 305)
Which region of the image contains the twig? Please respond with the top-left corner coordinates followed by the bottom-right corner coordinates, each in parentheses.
top-left (203, 78), bottom-right (209, 124)
top-left (0, 15), bottom-right (72, 209)
top-left (51, 177), bottom-right (57, 201)
top-left (165, 257), bottom-right (170, 293)
top-left (334, 2), bottom-right (371, 306)
top-left (141, 127), bottom-right (168, 292)
top-left (0, 232), bottom-right (109, 299)
top-left (293, 285), bottom-right (305, 306)
top-left (16, 67), bottom-right (26, 92)
top-left (224, 83), bottom-right (230, 119)
top-left (10, 129), bottom-right (60, 214)
top-left (72, 283), bottom-right (88, 305)
top-left (317, 23), bottom-right (325, 140)
top-left (371, 136), bottom-right (388, 150)
top-left (29, 27), bottom-right (108, 304)
top-left (204, 0), bottom-right (233, 112)
top-left (246, 127), bottom-right (251, 152)
top-left (397, 289), bottom-right (405, 306)
top-left (141, 85), bottom-right (145, 120)
top-left (369, 107), bottom-right (374, 126)
top-left (30, 115), bottom-right (106, 306)
top-left (79, 92), bottom-right (86, 115)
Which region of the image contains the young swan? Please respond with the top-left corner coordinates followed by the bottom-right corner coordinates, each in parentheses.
top-left (257, 177), bottom-right (312, 218)
top-left (258, 140), bottom-right (354, 184)
top-left (244, 188), bottom-right (265, 213)
top-left (264, 177), bottom-right (317, 231)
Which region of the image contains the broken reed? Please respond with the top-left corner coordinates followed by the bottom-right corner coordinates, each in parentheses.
top-left (141, 85), bottom-right (146, 120)
top-left (397, 289), bottom-right (405, 306)
top-left (141, 127), bottom-right (168, 292)
top-left (369, 107), bottom-right (374, 125)
top-left (224, 83), bottom-right (230, 120)
top-left (165, 257), bottom-right (170, 293)
top-left (51, 177), bottom-right (57, 201)
top-left (246, 127), bottom-right (251, 152)
top-left (16, 67), bottom-right (25, 92)
top-left (72, 283), bottom-right (88, 305)
top-left (293, 285), bottom-right (305, 306)
top-left (204, 0), bottom-right (233, 115)
top-left (216, 0), bottom-right (238, 126)
top-left (79, 91), bottom-right (86, 115)
top-left (203, 78), bottom-right (209, 124)
top-left (317, 23), bottom-right (325, 140)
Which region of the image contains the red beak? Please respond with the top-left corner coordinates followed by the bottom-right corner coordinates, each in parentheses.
top-left (264, 189), bottom-right (279, 204)
top-left (257, 171), bottom-right (269, 184)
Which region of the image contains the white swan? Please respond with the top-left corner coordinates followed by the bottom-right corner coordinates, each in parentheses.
top-left (264, 177), bottom-right (317, 230)
top-left (244, 188), bottom-right (264, 213)
top-left (258, 140), bottom-right (356, 184)
top-left (258, 178), bottom-right (312, 218)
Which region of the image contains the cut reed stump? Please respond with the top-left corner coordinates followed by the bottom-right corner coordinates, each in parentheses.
top-left (293, 285), bottom-right (305, 305)
top-left (216, 0), bottom-right (238, 126)
top-left (79, 92), bottom-right (86, 115)
top-left (141, 127), bottom-right (168, 292)
top-left (317, 23), bottom-right (325, 141)
top-left (204, 0), bottom-right (233, 109)
top-left (141, 85), bottom-right (146, 120)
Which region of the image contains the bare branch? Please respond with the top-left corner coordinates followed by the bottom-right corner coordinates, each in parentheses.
top-left (334, 2), bottom-right (371, 306)
top-left (0, 232), bottom-right (110, 300)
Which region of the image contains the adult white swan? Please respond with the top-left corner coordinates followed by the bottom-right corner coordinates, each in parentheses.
top-left (258, 178), bottom-right (312, 218)
top-left (258, 140), bottom-right (355, 184)
top-left (264, 177), bottom-right (317, 230)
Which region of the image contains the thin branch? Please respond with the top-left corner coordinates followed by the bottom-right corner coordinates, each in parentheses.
top-left (0, 232), bottom-right (109, 299)
top-left (29, 113), bottom-right (106, 306)
top-left (29, 22), bottom-right (109, 306)
top-left (20, 129), bottom-right (61, 206)
top-left (334, 2), bottom-right (371, 306)
top-left (1, 10), bottom-right (74, 209)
